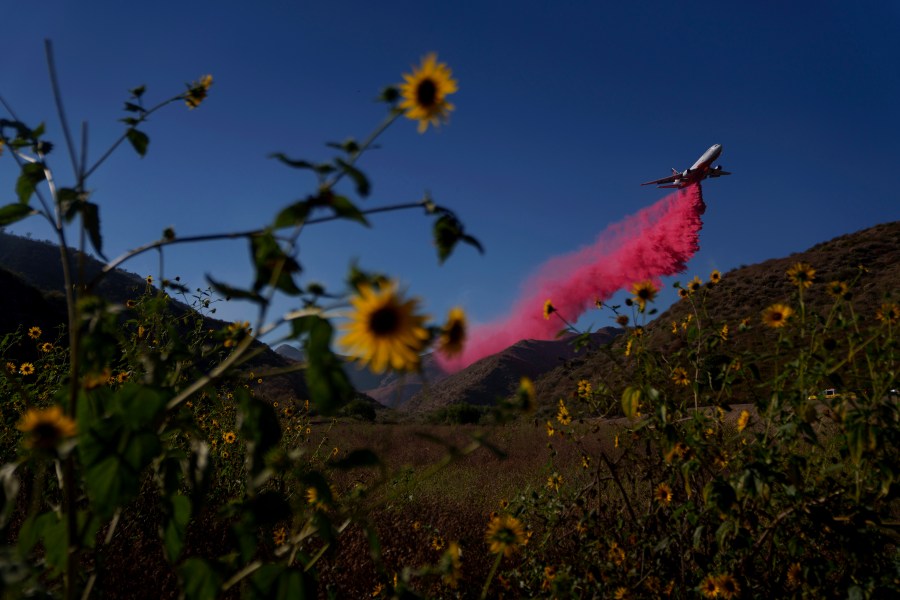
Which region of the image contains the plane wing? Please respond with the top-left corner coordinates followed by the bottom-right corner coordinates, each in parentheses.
top-left (640, 175), bottom-right (679, 186)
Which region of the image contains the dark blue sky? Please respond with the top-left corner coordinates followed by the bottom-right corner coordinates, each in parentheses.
top-left (3, 2), bottom-right (899, 339)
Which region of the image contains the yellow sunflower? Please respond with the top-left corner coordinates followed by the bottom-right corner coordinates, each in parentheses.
top-left (736, 410), bottom-right (751, 432)
top-left (688, 276), bottom-right (703, 294)
top-left (762, 303), bottom-right (794, 328)
top-left (339, 283), bottom-right (429, 373)
top-left (671, 367), bottom-right (690, 386)
top-left (398, 53), bottom-right (458, 133)
top-left (18, 405), bottom-right (77, 450)
top-left (556, 399), bottom-right (571, 425)
top-left (654, 482), bottom-right (673, 504)
top-left (439, 307), bottom-right (466, 357)
top-left (715, 574), bottom-right (740, 599)
top-left (678, 288), bottom-right (690, 299)
top-left (485, 514), bottom-right (526, 557)
top-left (185, 74), bottom-right (213, 109)
top-left (699, 574), bottom-right (719, 598)
top-left (223, 431), bottom-right (237, 444)
top-left (876, 302), bottom-right (899, 324)
top-left (607, 542), bottom-right (625, 565)
top-left (27, 326), bottom-right (42, 339)
top-left (630, 280), bottom-right (658, 312)
top-left (827, 280), bottom-right (848, 298)
top-left (272, 526), bottom-right (287, 546)
top-left (786, 262), bottom-right (816, 288)
top-left (19, 362), bottom-right (35, 376)
top-left (40, 342), bottom-right (53, 353)
top-left (710, 269), bottom-right (722, 285)
top-left (517, 376), bottom-right (536, 412)
top-left (543, 299), bottom-right (556, 320)
top-left (546, 472), bottom-right (563, 493)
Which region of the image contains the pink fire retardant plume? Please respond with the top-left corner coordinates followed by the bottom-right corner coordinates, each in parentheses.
top-left (438, 184), bottom-right (706, 372)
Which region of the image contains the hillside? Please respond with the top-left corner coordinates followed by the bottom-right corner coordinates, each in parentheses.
top-left (533, 220), bottom-right (900, 408)
top-left (5, 222), bottom-right (897, 417)
top-left (404, 328), bottom-right (622, 413)
top-left (0, 231), bottom-right (310, 404)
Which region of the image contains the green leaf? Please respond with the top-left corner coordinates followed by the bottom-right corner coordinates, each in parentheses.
top-left (16, 162), bottom-right (45, 203)
top-left (326, 138), bottom-right (360, 155)
top-left (304, 316), bottom-right (354, 415)
top-left (129, 85), bottom-right (146, 99)
top-left (433, 213), bottom-right (484, 264)
top-left (18, 512), bottom-right (55, 555)
top-left (250, 233), bottom-right (302, 295)
top-left (847, 422), bottom-right (865, 464)
top-left (330, 195), bottom-right (369, 226)
top-left (249, 565), bottom-right (316, 600)
top-left (126, 128), bottom-right (149, 157)
top-left (269, 152), bottom-right (315, 170)
top-left (179, 558), bottom-right (223, 600)
top-left (79, 412), bottom-right (162, 519)
top-left (123, 101), bottom-right (145, 113)
top-left (621, 386), bottom-right (641, 419)
top-left (112, 384), bottom-right (167, 430)
top-left (274, 199), bottom-right (311, 229)
top-left (58, 188), bottom-right (82, 221)
top-left (82, 201), bottom-right (106, 259)
top-left (335, 158), bottom-right (370, 197)
top-left (207, 275), bottom-right (267, 304)
top-left (162, 494), bottom-right (192, 563)
top-left (18, 511), bottom-right (70, 574)
top-left (42, 513), bottom-right (69, 574)
top-left (0, 203), bottom-right (35, 226)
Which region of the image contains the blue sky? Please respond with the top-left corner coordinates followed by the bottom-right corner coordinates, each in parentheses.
top-left (3, 2), bottom-right (899, 343)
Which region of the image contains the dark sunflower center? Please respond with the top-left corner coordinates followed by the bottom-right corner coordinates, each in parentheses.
top-left (416, 79), bottom-right (438, 107)
top-left (446, 322), bottom-right (464, 344)
top-left (772, 312), bottom-right (784, 321)
top-left (369, 307), bottom-right (401, 336)
top-left (32, 423), bottom-right (61, 448)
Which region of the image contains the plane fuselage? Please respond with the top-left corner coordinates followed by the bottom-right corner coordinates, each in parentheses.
top-left (642, 143), bottom-right (730, 189)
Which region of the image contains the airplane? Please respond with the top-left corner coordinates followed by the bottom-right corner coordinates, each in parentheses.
top-left (641, 143), bottom-right (731, 188)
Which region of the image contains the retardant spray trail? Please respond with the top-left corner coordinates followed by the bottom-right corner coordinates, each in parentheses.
top-left (438, 184), bottom-right (706, 372)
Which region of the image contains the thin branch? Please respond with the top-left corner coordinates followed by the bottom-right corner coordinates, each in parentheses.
top-left (600, 451), bottom-right (639, 526)
top-left (44, 40), bottom-right (81, 180)
top-left (89, 200), bottom-right (426, 290)
top-left (82, 96), bottom-right (179, 180)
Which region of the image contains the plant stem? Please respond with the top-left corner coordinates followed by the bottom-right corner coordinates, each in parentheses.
top-left (480, 552), bottom-right (503, 600)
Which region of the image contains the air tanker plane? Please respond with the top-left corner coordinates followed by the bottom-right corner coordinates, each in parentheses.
top-left (642, 144), bottom-right (731, 188)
